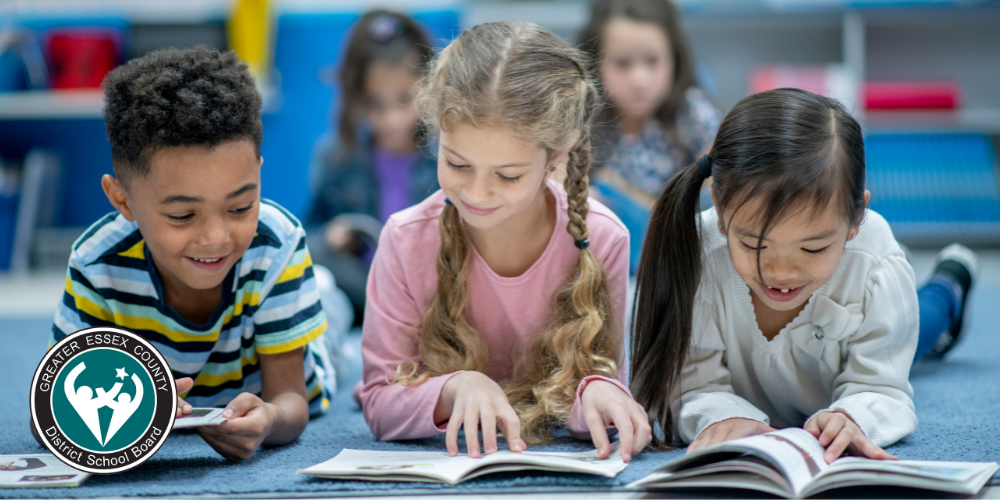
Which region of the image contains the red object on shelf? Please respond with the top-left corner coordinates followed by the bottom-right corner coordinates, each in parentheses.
top-left (863, 81), bottom-right (961, 110)
top-left (47, 29), bottom-right (120, 89)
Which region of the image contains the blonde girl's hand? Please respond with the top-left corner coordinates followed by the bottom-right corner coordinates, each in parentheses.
top-left (580, 380), bottom-right (652, 463)
top-left (805, 411), bottom-right (898, 464)
top-left (175, 377), bottom-right (194, 418)
top-left (687, 418), bottom-right (775, 453)
top-left (435, 371), bottom-right (526, 458)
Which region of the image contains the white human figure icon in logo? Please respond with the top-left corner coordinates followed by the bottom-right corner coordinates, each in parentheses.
top-left (64, 363), bottom-right (122, 445)
top-left (103, 372), bottom-right (143, 445)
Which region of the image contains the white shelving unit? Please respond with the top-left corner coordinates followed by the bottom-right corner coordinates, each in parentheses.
top-left (0, 83), bottom-right (282, 120)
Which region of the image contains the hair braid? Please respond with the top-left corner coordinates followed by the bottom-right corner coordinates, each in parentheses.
top-left (395, 202), bottom-right (488, 384)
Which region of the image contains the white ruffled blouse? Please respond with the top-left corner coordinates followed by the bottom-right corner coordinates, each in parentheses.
top-left (672, 207), bottom-right (919, 447)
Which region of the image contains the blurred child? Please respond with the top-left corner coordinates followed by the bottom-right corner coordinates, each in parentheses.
top-left (355, 21), bottom-right (651, 462)
top-left (49, 47), bottom-right (341, 461)
top-left (630, 88), bottom-right (975, 464)
top-left (306, 10), bottom-right (439, 324)
top-left (579, 0), bottom-right (720, 197)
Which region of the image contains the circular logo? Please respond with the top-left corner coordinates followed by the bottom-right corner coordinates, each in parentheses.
top-left (30, 327), bottom-right (176, 474)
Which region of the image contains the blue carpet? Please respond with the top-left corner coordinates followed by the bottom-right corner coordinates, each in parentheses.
top-left (1, 288), bottom-right (999, 498)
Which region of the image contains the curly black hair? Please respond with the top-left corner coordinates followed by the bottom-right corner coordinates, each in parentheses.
top-left (102, 46), bottom-right (263, 187)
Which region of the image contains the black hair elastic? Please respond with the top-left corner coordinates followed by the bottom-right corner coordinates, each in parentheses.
top-left (574, 238), bottom-right (590, 250)
top-left (697, 154), bottom-right (713, 179)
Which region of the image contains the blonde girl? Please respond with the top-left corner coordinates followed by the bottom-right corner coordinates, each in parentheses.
top-left (631, 88), bottom-right (918, 464)
top-left (354, 21), bottom-right (651, 461)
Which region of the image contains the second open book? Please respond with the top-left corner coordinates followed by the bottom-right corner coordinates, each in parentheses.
top-left (627, 428), bottom-right (998, 497)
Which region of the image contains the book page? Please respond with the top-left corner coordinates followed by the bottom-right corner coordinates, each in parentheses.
top-left (0, 454), bottom-right (90, 488)
top-left (173, 408), bottom-right (226, 429)
top-left (630, 428), bottom-right (827, 496)
top-left (805, 458), bottom-right (1000, 496)
top-left (824, 458), bottom-right (987, 482)
top-left (472, 443), bottom-right (626, 479)
top-left (298, 449), bottom-right (478, 484)
top-left (298, 445), bottom-right (627, 485)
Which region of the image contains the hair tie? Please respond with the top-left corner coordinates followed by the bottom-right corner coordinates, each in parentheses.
top-left (444, 198), bottom-right (452, 205)
top-left (369, 14), bottom-right (402, 42)
top-left (696, 154), bottom-right (713, 179)
top-left (574, 238), bottom-right (590, 250)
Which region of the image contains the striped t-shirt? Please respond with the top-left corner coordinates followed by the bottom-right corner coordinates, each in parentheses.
top-left (50, 199), bottom-right (333, 415)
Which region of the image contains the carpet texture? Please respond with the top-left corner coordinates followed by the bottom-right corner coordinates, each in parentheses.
top-left (1, 288), bottom-right (998, 498)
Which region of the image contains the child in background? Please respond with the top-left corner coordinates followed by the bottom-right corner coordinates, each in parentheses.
top-left (49, 47), bottom-right (341, 461)
top-left (306, 10), bottom-right (439, 325)
top-left (355, 21), bottom-right (651, 462)
top-left (630, 88), bottom-right (974, 464)
top-left (579, 0), bottom-right (720, 197)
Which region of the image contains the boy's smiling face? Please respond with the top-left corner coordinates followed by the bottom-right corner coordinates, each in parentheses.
top-left (103, 139), bottom-right (262, 298)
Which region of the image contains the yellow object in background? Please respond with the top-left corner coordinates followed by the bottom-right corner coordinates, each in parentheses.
top-left (228, 0), bottom-right (274, 81)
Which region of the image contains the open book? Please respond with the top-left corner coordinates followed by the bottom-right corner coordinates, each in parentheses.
top-left (627, 428), bottom-right (998, 498)
top-left (298, 444), bottom-right (626, 485)
top-left (0, 454), bottom-right (90, 488)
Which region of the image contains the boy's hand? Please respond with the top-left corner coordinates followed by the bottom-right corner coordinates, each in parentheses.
top-left (687, 418), bottom-right (775, 453)
top-left (196, 393), bottom-right (276, 462)
top-left (175, 377), bottom-right (194, 418)
top-left (436, 371), bottom-right (526, 458)
top-left (580, 380), bottom-right (651, 463)
top-left (805, 410), bottom-right (897, 464)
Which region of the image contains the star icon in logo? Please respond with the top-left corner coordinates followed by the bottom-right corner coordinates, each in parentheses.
top-left (115, 367), bottom-right (128, 380)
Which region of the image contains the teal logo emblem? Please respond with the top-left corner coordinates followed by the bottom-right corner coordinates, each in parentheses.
top-left (30, 327), bottom-right (176, 474)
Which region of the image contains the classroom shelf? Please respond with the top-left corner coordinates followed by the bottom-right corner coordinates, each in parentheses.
top-left (0, 90), bottom-right (104, 120)
top-left (0, 84), bottom-right (283, 120)
top-left (866, 132), bottom-right (1000, 244)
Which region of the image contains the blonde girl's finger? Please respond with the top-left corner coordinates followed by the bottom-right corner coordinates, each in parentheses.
top-left (824, 429), bottom-right (853, 464)
top-left (610, 407), bottom-right (635, 462)
top-left (480, 407), bottom-right (498, 455)
top-left (584, 408), bottom-right (611, 459)
top-left (632, 405), bottom-right (653, 452)
top-left (497, 408), bottom-right (525, 452)
top-left (445, 407), bottom-right (464, 456)
top-left (818, 414), bottom-right (845, 446)
top-left (464, 409), bottom-right (481, 458)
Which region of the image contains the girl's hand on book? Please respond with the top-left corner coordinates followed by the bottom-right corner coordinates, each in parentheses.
top-left (805, 410), bottom-right (898, 464)
top-left (437, 371), bottom-right (526, 458)
top-left (581, 380), bottom-right (651, 463)
top-left (175, 377), bottom-right (194, 418)
top-left (197, 392), bottom-right (275, 462)
top-left (688, 418), bottom-right (774, 453)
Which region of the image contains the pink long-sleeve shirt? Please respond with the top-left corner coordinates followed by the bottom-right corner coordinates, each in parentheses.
top-left (354, 178), bottom-right (632, 441)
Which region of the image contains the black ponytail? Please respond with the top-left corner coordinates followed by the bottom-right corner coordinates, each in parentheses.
top-left (630, 88), bottom-right (867, 449)
top-left (630, 159), bottom-right (710, 450)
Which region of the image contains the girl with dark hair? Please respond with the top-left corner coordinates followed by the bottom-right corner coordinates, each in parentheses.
top-left (306, 10), bottom-right (439, 323)
top-left (579, 0), bottom-right (720, 197)
top-left (629, 88), bottom-right (975, 464)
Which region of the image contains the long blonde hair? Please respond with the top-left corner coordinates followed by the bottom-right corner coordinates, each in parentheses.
top-left (395, 21), bottom-right (622, 444)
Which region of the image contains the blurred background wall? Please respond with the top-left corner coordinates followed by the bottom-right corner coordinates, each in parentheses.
top-left (0, 0), bottom-right (998, 275)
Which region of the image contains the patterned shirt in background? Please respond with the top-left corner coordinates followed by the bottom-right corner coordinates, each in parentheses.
top-left (50, 200), bottom-right (334, 416)
top-left (595, 86), bottom-right (722, 197)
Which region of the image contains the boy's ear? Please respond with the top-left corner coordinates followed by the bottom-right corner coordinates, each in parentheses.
top-left (102, 174), bottom-right (136, 222)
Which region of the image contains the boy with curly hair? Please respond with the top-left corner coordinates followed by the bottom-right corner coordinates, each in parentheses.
top-left (48, 46), bottom-right (337, 461)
